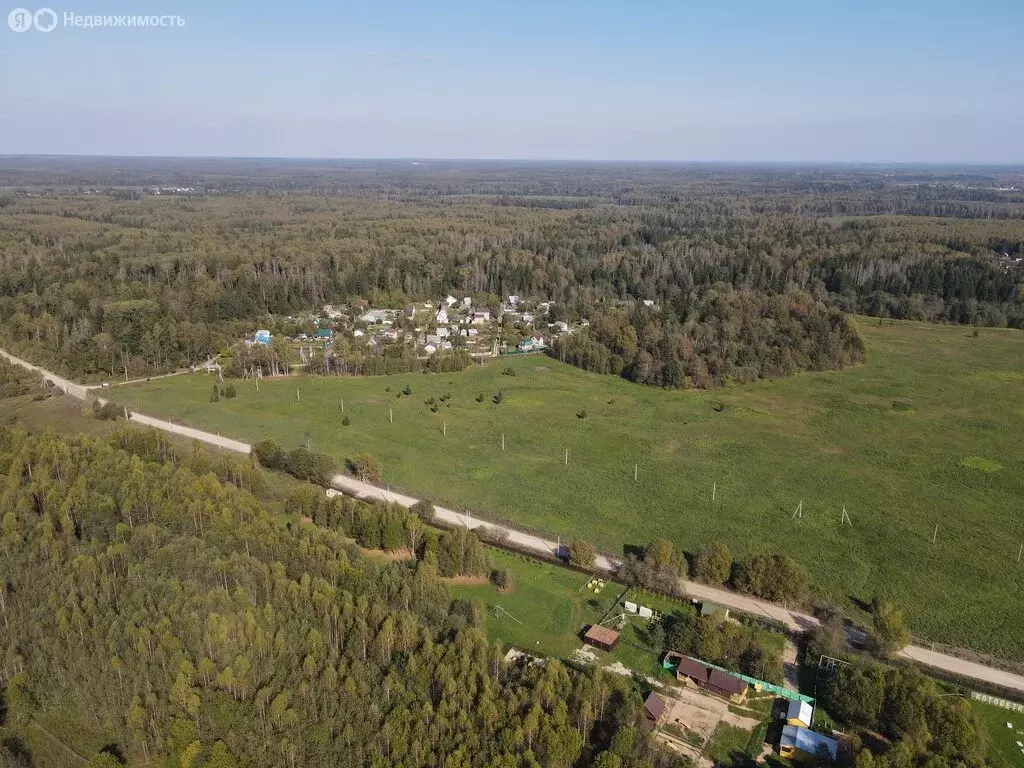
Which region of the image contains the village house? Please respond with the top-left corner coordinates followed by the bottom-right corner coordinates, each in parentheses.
top-left (403, 304), bottom-right (416, 319)
top-left (445, 295), bottom-right (457, 307)
top-left (436, 308), bottom-right (449, 324)
top-left (472, 310), bottom-right (491, 324)
top-left (462, 296), bottom-right (472, 308)
top-left (518, 335), bottom-right (547, 352)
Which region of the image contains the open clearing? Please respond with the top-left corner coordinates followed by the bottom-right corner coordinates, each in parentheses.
top-left (116, 319), bottom-right (1024, 659)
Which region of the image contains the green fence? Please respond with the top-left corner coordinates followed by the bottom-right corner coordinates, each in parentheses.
top-left (662, 654), bottom-right (815, 705)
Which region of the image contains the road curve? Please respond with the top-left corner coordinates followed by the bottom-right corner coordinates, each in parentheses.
top-left (2, 347), bottom-right (1023, 696)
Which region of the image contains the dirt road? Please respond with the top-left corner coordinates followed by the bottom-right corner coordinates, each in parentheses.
top-left (3, 347), bottom-right (1023, 696)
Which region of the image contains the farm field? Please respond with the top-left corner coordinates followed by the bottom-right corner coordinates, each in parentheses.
top-left (115, 319), bottom-right (1024, 659)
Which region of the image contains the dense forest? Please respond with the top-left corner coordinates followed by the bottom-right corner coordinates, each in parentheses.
top-left (0, 161), bottom-right (1021, 383)
top-left (0, 427), bottom-right (680, 768)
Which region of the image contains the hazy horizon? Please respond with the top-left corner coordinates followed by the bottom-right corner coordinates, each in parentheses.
top-left (4, 0), bottom-right (1022, 162)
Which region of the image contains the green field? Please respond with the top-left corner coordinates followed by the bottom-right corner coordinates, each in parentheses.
top-left (973, 701), bottom-right (1024, 768)
top-left (448, 549), bottom-right (619, 659)
top-left (115, 319), bottom-right (1024, 659)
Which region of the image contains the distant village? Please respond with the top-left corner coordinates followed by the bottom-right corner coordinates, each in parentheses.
top-left (242, 293), bottom-right (588, 362)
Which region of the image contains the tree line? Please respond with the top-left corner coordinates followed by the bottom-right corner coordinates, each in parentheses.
top-left (0, 166), bottom-right (1019, 382)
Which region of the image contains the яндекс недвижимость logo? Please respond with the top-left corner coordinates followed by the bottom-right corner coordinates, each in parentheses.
top-left (7, 7), bottom-right (184, 31)
top-left (8, 7), bottom-right (58, 31)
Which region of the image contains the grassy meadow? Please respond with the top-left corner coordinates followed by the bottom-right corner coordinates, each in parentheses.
top-left (115, 319), bottom-right (1024, 659)
top-left (973, 700), bottom-right (1024, 768)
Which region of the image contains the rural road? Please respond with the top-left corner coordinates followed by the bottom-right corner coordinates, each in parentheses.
top-left (3, 347), bottom-right (1024, 697)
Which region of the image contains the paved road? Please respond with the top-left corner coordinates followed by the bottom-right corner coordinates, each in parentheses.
top-left (3, 346), bottom-right (1024, 696)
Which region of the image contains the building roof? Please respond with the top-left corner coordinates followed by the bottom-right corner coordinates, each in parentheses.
top-left (780, 725), bottom-right (838, 760)
top-left (785, 699), bottom-right (814, 727)
top-left (708, 669), bottom-right (747, 695)
top-left (675, 657), bottom-right (712, 683)
top-left (700, 601), bottom-right (729, 617)
top-left (316, 329), bottom-right (333, 338)
top-left (583, 625), bottom-right (619, 647)
top-left (643, 692), bottom-right (666, 720)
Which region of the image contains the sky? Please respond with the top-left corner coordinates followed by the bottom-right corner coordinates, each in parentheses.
top-left (1, 0), bottom-right (1022, 161)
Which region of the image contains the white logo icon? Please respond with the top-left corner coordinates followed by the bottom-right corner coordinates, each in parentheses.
top-left (8, 7), bottom-right (33, 30)
top-left (33, 7), bottom-right (57, 31)
top-left (7, 7), bottom-right (57, 31)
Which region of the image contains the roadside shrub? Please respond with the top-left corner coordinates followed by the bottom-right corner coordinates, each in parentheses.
top-left (253, 439), bottom-right (287, 471)
top-left (693, 541), bottom-right (732, 585)
top-left (731, 553), bottom-right (807, 604)
top-left (287, 447), bottom-right (336, 486)
top-left (92, 400), bottom-right (129, 421)
top-left (349, 452), bottom-right (382, 484)
top-left (411, 499), bottom-right (435, 521)
top-left (568, 539), bottom-right (597, 569)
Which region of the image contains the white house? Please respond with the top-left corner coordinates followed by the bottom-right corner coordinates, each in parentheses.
top-left (551, 320), bottom-right (569, 333)
top-left (462, 296), bottom-right (472, 308)
top-left (440, 341), bottom-right (453, 350)
top-left (507, 295), bottom-right (520, 307)
top-left (436, 308), bottom-right (449, 324)
top-left (472, 310), bottom-right (491, 325)
top-left (518, 335), bottom-right (547, 352)
top-left (445, 295), bottom-right (457, 307)
top-left (424, 344), bottom-right (437, 355)
top-left (353, 329), bottom-right (365, 338)
top-left (521, 312), bottom-right (535, 324)
top-left (436, 327), bottom-right (451, 338)
top-left (643, 299), bottom-right (656, 308)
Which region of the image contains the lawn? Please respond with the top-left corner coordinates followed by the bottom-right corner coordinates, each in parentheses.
top-left (973, 700), bottom-right (1024, 768)
top-left (115, 319), bottom-right (1024, 659)
top-left (448, 549), bottom-right (618, 659)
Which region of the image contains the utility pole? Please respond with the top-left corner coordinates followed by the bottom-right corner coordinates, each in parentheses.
top-left (564, 448), bottom-right (568, 466)
top-left (501, 433), bottom-right (505, 451)
top-left (932, 524), bottom-right (938, 544)
top-left (389, 408), bottom-right (394, 424)
top-left (1017, 542), bottom-right (1022, 564)
top-left (712, 481), bottom-right (716, 502)
top-left (634, 464), bottom-right (638, 483)
top-left (296, 388), bottom-right (300, 402)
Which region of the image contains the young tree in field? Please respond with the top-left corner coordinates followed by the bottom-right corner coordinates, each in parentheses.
top-left (693, 541), bottom-right (732, 585)
top-left (568, 539), bottom-right (597, 569)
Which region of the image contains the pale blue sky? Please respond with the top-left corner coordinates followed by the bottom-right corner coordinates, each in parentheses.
top-left (1, 0), bottom-right (1022, 160)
